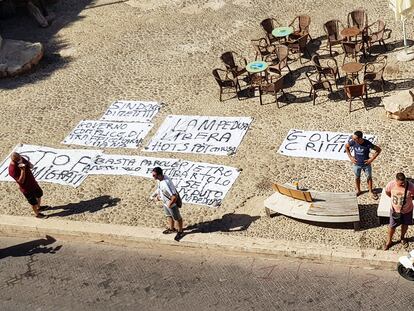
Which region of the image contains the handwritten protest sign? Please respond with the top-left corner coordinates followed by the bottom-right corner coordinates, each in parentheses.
top-left (86, 154), bottom-right (240, 206)
top-left (145, 115), bottom-right (252, 155)
top-left (0, 144), bottom-right (101, 187)
top-left (62, 120), bottom-right (153, 149)
top-left (277, 129), bottom-right (377, 161)
top-left (100, 100), bottom-right (161, 123)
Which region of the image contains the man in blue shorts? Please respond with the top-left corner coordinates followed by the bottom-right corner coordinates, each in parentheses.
top-left (345, 130), bottom-right (381, 199)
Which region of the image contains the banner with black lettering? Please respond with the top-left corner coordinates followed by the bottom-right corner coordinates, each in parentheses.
top-left (0, 144), bottom-right (101, 187)
top-left (86, 153), bottom-right (240, 207)
top-left (277, 129), bottom-right (377, 160)
top-left (145, 115), bottom-right (252, 155)
top-left (100, 100), bottom-right (161, 123)
top-left (62, 120), bottom-right (153, 149)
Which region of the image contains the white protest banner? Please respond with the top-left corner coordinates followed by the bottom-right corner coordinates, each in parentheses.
top-left (62, 120), bottom-right (153, 149)
top-left (0, 144), bottom-right (101, 187)
top-left (277, 129), bottom-right (377, 161)
top-left (100, 100), bottom-right (161, 123)
top-left (86, 154), bottom-right (240, 207)
top-left (145, 115), bottom-right (252, 155)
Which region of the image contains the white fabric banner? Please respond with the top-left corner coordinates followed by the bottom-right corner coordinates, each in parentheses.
top-left (0, 144), bottom-right (101, 187)
top-left (277, 129), bottom-right (377, 161)
top-left (62, 120), bottom-right (153, 149)
top-left (86, 154), bottom-right (240, 206)
top-left (100, 100), bottom-right (161, 123)
top-left (145, 115), bottom-right (252, 155)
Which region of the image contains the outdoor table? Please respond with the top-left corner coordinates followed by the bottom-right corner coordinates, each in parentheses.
top-left (246, 60), bottom-right (268, 105)
top-left (272, 26), bottom-right (294, 40)
top-left (341, 27), bottom-right (360, 39)
top-left (342, 62), bottom-right (363, 84)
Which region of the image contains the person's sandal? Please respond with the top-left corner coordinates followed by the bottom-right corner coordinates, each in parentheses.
top-left (162, 228), bottom-right (177, 234)
top-left (36, 213), bottom-right (49, 219)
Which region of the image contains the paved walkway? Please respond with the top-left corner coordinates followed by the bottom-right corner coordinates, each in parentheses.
top-left (0, 236), bottom-right (412, 311)
top-left (0, 0), bottom-right (413, 252)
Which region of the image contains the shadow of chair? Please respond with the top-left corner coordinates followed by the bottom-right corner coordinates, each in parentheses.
top-left (46, 195), bottom-right (120, 217)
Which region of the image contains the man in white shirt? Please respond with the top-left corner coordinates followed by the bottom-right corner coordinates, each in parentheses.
top-left (152, 167), bottom-right (184, 241)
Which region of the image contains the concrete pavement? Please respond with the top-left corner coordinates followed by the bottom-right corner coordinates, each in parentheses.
top-left (0, 215), bottom-right (406, 270)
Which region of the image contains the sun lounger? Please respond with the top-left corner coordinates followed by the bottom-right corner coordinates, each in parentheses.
top-left (264, 183), bottom-right (360, 230)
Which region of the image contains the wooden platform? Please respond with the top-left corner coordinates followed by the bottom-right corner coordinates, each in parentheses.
top-left (377, 189), bottom-right (414, 218)
top-left (264, 184), bottom-right (360, 230)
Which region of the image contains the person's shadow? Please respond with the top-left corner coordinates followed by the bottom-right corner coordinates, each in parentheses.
top-left (182, 213), bottom-right (260, 239)
top-left (45, 195), bottom-right (120, 217)
top-left (0, 235), bottom-right (61, 260)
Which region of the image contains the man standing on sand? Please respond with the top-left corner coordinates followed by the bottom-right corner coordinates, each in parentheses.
top-left (384, 173), bottom-right (414, 250)
top-left (345, 130), bottom-right (381, 200)
top-left (151, 167), bottom-right (184, 242)
top-left (8, 152), bottom-right (47, 218)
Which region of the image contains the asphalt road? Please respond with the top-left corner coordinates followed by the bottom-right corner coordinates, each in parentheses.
top-left (0, 236), bottom-right (413, 311)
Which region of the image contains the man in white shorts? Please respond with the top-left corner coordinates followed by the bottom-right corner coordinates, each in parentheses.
top-left (151, 167), bottom-right (184, 241)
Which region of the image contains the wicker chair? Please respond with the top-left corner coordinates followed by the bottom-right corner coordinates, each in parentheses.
top-left (347, 9), bottom-right (368, 31)
top-left (365, 20), bottom-right (387, 52)
top-left (260, 18), bottom-right (280, 44)
top-left (265, 44), bottom-right (292, 75)
top-left (341, 40), bottom-right (363, 64)
top-left (212, 68), bottom-right (241, 101)
top-left (220, 51), bottom-right (247, 79)
top-left (251, 38), bottom-right (275, 60)
top-left (305, 71), bottom-right (333, 105)
top-left (286, 33), bottom-right (310, 64)
top-left (344, 83), bottom-right (367, 113)
top-left (289, 15), bottom-right (312, 40)
top-left (323, 19), bottom-right (344, 56)
top-left (363, 55), bottom-right (387, 93)
top-left (311, 53), bottom-right (340, 88)
top-left (260, 74), bottom-right (287, 107)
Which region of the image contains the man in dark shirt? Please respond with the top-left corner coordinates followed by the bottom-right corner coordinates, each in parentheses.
top-left (345, 131), bottom-right (381, 200)
top-left (8, 152), bottom-right (47, 218)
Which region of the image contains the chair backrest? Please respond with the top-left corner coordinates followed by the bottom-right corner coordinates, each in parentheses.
top-left (311, 54), bottom-right (323, 72)
top-left (364, 55), bottom-right (387, 80)
top-left (251, 38), bottom-right (271, 57)
top-left (342, 41), bottom-right (362, 55)
top-left (272, 183), bottom-right (313, 202)
top-left (305, 70), bottom-right (332, 91)
top-left (274, 44), bottom-right (289, 68)
top-left (220, 51), bottom-right (237, 70)
top-left (370, 20), bottom-right (385, 41)
top-left (324, 19), bottom-right (341, 40)
top-left (298, 15), bottom-right (311, 33)
top-left (260, 18), bottom-right (277, 34)
top-left (297, 33), bottom-right (309, 50)
top-left (344, 83), bottom-right (366, 98)
top-left (212, 68), bottom-right (228, 87)
top-left (347, 9), bottom-right (367, 30)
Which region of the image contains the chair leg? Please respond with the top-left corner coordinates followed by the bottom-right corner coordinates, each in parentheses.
top-left (275, 92), bottom-right (279, 108)
top-left (349, 99), bottom-right (352, 113)
top-left (381, 78), bottom-right (385, 94)
top-left (219, 88), bottom-right (223, 101)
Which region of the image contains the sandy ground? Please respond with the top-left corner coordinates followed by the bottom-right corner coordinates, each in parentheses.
top-left (0, 0), bottom-right (414, 251)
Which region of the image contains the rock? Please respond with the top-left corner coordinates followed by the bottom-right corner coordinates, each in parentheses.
top-left (383, 90), bottom-right (414, 120)
top-left (0, 38), bottom-right (43, 77)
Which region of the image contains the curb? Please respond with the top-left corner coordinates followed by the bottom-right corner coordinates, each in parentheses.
top-left (0, 215), bottom-right (403, 270)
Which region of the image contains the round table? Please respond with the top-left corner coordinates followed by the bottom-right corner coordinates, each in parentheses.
top-left (342, 62), bottom-right (363, 83)
top-left (272, 26), bottom-right (294, 38)
top-left (246, 60), bottom-right (268, 73)
top-left (341, 27), bottom-right (360, 38)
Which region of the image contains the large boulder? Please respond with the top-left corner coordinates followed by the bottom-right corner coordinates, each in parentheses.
top-left (383, 90), bottom-right (414, 121)
top-left (0, 38), bottom-right (43, 77)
